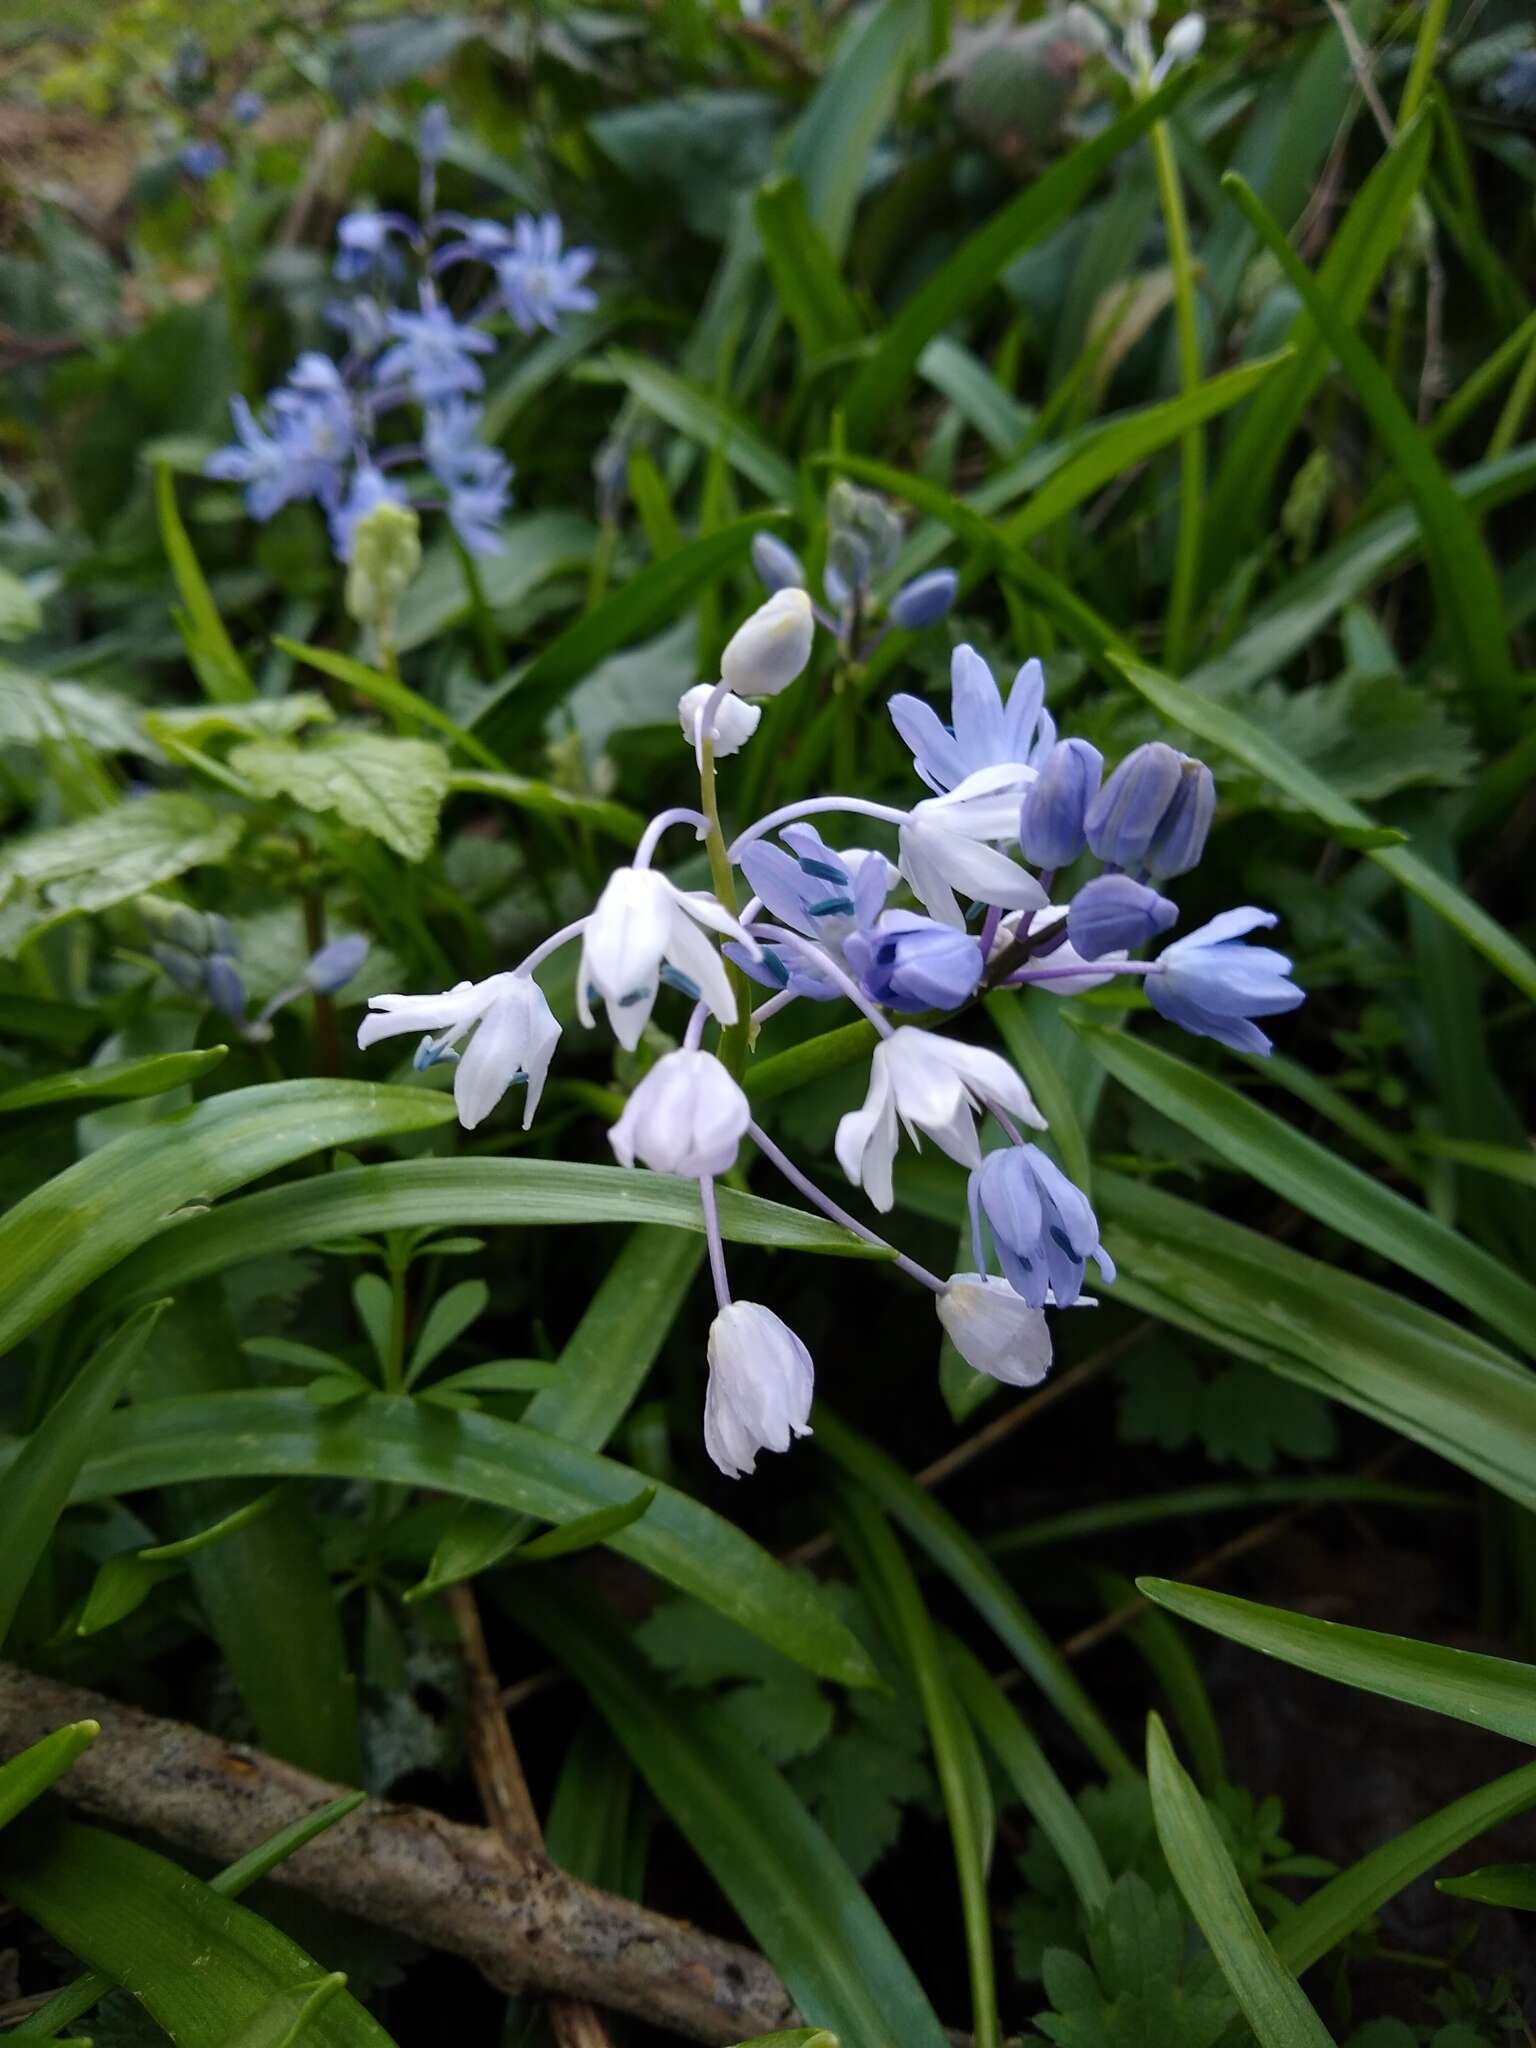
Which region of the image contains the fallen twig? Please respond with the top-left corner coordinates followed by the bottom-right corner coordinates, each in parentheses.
top-left (0, 1664), bottom-right (794, 2045)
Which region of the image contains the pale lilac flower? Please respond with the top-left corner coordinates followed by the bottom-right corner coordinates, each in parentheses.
top-left (609, 1050), bottom-right (751, 1178)
top-left (496, 213), bottom-right (597, 335)
top-left (578, 868), bottom-right (756, 1052)
top-left (937, 1274), bottom-right (1054, 1386)
top-left (890, 645), bottom-right (1054, 798)
top-left (374, 300), bottom-right (496, 403)
top-left (844, 911), bottom-right (984, 1013)
top-left (1147, 907), bottom-right (1302, 1055)
top-left (969, 1145), bottom-right (1114, 1309)
top-left (359, 972), bottom-right (560, 1130)
top-left (704, 1302), bottom-right (815, 1478)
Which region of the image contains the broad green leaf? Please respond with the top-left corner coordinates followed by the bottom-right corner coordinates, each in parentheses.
top-left (755, 175), bottom-right (864, 356)
top-left (842, 74), bottom-right (1191, 441)
top-left (1221, 172), bottom-right (1518, 730)
top-left (156, 463), bottom-right (255, 703)
top-left (1147, 1714), bottom-right (1335, 2047)
top-left (784, 0), bottom-right (926, 262)
top-left (1097, 1172), bottom-right (1536, 1512)
top-left (1140, 1580), bottom-right (1536, 1744)
top-left (13, 1795), bottom-right (367, 2042)
top-left (511, 1577), bottom-right (949, 2048)
top-left (394, 511), bottom-right (595, 651)
top-left (831, 1485), bottom-right (1001, 2048)
top-left (225, 1975), bottom-right (349, 2048)
top-left (0, 1079), bottom-right (455, 1358)
top-left (448, 768), bottom-right (644, 846)
top-left (1074, 1025), bottom-right (1536, 1357)
top-left (230, 732), bottom-right (451, 864)
top-left (514, 1487), bottom-right (655, 1562)
top-left (0, 666), bottom-right (155, 756)
top-left (0, 1724), bottom-right (99, 1833)
top-left (102, 1157), bottom-right (882, 1319)
top-left (1436, 1862), bottom-right (1536, 1910)
top-left (144, 694), bottom-right (333, 749)
top-left (274, 636), bottom-right (503, 769)
top-left (0, 1047), bottom-right (226, 1114)
top-left (1268, 1764), bottom-right (1536, 1975)
top-left (0, 1817), bottom-right (392, 2048)
top-left (946, 1639), bottom-right (1111, 1913)
top-left (0, 1303), bottom-right (166, 1649)
top-left (988, 1476), bottom-right (1461, 1556)
top-left (814, 1409), bottom-right (1131, 1777)
top-left (470, 516), bottom-right (771, 754)
top-left (745, 1020), bottom-right (880, 1103)
top-left (1414, 1137), bottom-right (1536, 1188)
top-left (1206, 114), bottom-right (1435, 579)
top-left (603, 351), bottom-right (796, 498)
top-left (1114, 655), bottom-right (1536, 1005)
top-left (413, 1224), bottom-right (702, 1596)
top-left (0, 792), bottom-right (241, 959)
top-left (4, 1390), bottom-right (876, 1687)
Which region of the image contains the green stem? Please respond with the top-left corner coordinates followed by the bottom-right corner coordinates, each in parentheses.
top-left (1150, 117), bottom-right (1203, 672)
top-left (1489, 324), bottom-right (1536, 459)
top-left (698, 738), bottom-right (751, 1078)
top-left (452, 536), bottom-right (505, 680)
top-left (1398, 0), bottom-right (1451, 126)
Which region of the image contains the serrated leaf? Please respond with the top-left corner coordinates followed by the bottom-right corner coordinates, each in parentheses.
top-left (145, 694), bottom-right (333, 749)
top-left (0, 665), bottom-right (148, 755)
top-left (1222, 669), bottom-right (1478, 805)
top-left (1035, 1873), bottom-right (1233, 2048)
top-left (231, 733), bottom-right (451, 862)
top-left (0, 793), bottom-right (241, 956)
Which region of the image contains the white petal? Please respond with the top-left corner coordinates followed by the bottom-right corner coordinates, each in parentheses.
top-left (663, 903), bottom-right (738, 1029)
top-left (356, 980), bottom-right (480, 1049)
top-left (678, 683), bottom-right (760, 757)
top-left (936, 1036), bottom-right (1047, 1130)
top-left (720, 588), bottom-right (814, 698)
top-left (452, 992), bottom-right (526, 1130)
top-left (937, 1274), bottom-right (1053, 1387)
top-left (834, 1051), bottom-right (898, 1211)
top-left (670, 884), bottom-right (760, 957)
top-left (584, 868), bottom-right (672, 1009)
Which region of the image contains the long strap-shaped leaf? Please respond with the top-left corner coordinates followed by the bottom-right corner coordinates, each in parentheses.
top-left (509, 1576), bottom-right (950, 2048)
top-left (0, 1389), bottom-right (875, 1689)
top-left (0, 1081), bottom-right (455, 1360)
top-left (1147, 1715), bottom-right (1336, 2047)
top-left (0, 1724), bottom-right (99, 1833)
top-left (1074, 1023), bottom-right (1536, 1356)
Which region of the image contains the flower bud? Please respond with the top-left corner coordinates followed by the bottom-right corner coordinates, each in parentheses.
top-left (152, 943), bottom-right (205, 994)
top-left (1162, 12), bottom-right (1206, 64)
top-left (1020, 737), bottom-right (1103, 869)
top-left (344, 501), bottom-right (421, 635)
top-left (844, 912), bottom-right (982, 1014)
top-left (1066, 874), bottom-right (1177, 960)
top-left (609, 1049), bottom-right (751, 1179)
top-left (720, 587), bottom-right (815, 698)
top-left (750, 532), bottom-right (806, 593)
top-left (304, 934), bottom-right (370, 993)
top-left (418, 101), bottom-right (450, 161)
top-left (231, 89), bottom-right (266, 126)
top-left (1084, 741), bottom-right (1183, 867)
top-left (677, 684), bottom-right (761, 758)
top-left (937, 1274), bottom-right (1053, 1387)
top-left (1145, 756), bottom-right (1215, 877)
top-left (888, 568), bottom-right (959, 630)
top-left (704, 1301), bottom-right (815, 1478)
top-left (204, 954), bottom-right (247, 1021)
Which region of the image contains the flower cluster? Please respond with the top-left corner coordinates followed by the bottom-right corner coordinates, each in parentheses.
top-left (358, 581), bottom-right (1301, 1479)
top-left (207, 105), bottom-right (594, 566)
top-left (151, 907), bottom-right (367, 1041)
top-left (752, 481), bottom-right (959, 659)
top-left (1066, 0), bottom-right (1206, 94)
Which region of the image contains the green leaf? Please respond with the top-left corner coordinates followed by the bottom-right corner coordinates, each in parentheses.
top-left (784, 0), bottom-right (926, 263)
top-left (0, 1724), bottom-right (99, 1833)
top-left (76, 1486), bottom-right (282, 1637)
top-left (842, 73), bottom-right (1191, 441)
top-left (0, 1079), bottom-right (455, 1359)
top-left (602, 351), bottom-right (796, 498)
top-left (8, 1390), bottom-right (876, 1688)
top-left (0, 665), bottom-right (148, 757)
top-left (1412, 1137), bottom-right (1536, 1188)
top-left (1097, 1171), bottom-right (1536, 1513)
top-left (424, 1358), bottom-right (564, 1396)
top-left (405, 1278), bottom-right (487, 1385)
top-left (1113, 654), bottom-right (1536, 1005)
top-left (273, 637), bottom-right (503, 770)
top-left (1140, 1580), bottom-right (1536, 1743)
top-left (813, 1409), bottom-right (1131, 1777)
top-left (754, 175), bottom-right (864, 356)
top-left (727, 2033), bottom-right (839, 2048)
top-left (470, 516), bottom-right (771, 754)
top-left (988, 1477), bottom-right (1460, 1556)
top-left (1205, 114), bottom-right (1435, 580)
top-left (0, 792), bottom-right (242, 958)
top-left (1436, 1862), bottom-right (1536, 1909)
top-left (0, 1047), bottom-right (226, 1114)
top-left (1267, 1762), bottom-right (1536, 1975)
top-left (0, 1816), bottom-right (392, 2048)
top-left (510, 1576), bottom-right (950, 2048)
top-left (1074, 1025), bottom-right (1536, 1357)
top-left (231, 732), bottom-right (451, 864)
top-left (1035, 1871), bottom-right (1234, 2048)
top-left (101, 1157), bottom-right (883, 1322)
top-left (1220, 171), bottom-right (1518, 731)
top-left (156, 463), bottom-right (255, 702)
top-left (0, 1302), bottom-right (167, 1649)
top-left (513, 1487), bottom-right (655, 1562)
top-left (144, 694), bottom-right (333, 749)
top-left (1146, 1714), bottom-right (1335, 2047)
top-left (447, 768), bottom-right (644, 846)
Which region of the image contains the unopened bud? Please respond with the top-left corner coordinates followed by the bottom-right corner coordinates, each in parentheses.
top-left (1162, 13), bottom-right (1206, 65)
top-left (889, 568), bottom-right (959, 631)
top-left (204, 954), bottom-right (247, 1020)
top-left (678, 685), bottom-right (761, 757)
top-left (305, 934), bottom-right (370, 993)
top-left (1067, 874), bottom-right (1177, 959)
top-left (720, 587), bottom-right (815, 698)
top-left (1145, 757), bottom-right (1215, 877)
top-left (750, 532), bottom-right (807, 593)
top-left (1020, 737), bottom-right (1103, 869)
top-left (345, 501), bottom-right (421, 636)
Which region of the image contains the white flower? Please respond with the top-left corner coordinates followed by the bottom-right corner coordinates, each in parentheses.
top-left (834, 1026), bottom-right (1045, 1212)
top-left (720, 587), bottom-right (814, 698)
top-left (900, 765), bottom-right (1048, 929)
top-left (609, 1049), bottom-right (750, 1178)
top-left (991, 906), bottom-right (1125, 994)
top-left (358, 972), bottom-right (560, 1131)
top-left (704, 1301), bottom-right (815, 1478)
top-left (578, 867), bottom-right (756, 1053)
top-left (678, 684), bottom-right (760, 757)
top-left (937, 1274), bottom-right (1053, 1387)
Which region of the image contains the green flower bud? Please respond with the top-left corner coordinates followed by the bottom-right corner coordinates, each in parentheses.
top-left (344, 502), bottom-right (421, 639)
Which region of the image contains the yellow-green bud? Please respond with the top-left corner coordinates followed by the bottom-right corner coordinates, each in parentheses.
top-left (345, 502), bottom-right (421, 637)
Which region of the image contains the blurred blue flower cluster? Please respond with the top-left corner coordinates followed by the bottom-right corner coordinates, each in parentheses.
top-left (207, 104), bottom-right (595, 564)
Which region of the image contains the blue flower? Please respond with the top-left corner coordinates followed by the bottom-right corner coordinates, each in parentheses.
top-left (374, 300), bottom-right (495, 403)
top-left (1085, 742), bottom-right (1215, 876)
top-left (334, 208), bottom-right (415, 282)
top-left (1146, 907), bottom-right (1304, 1055)
top-left (890, 644), bottom-right (1054, 798)
top-left (844, 910), bottom-right (984, 1012)
top-left (180, 140), bottom-right (227, 180)
top-left (231, 89), bottom-right (266, 125)
top-left (1020, 737), bottom-right (1102, 870)
top-left (740, 824), bottom-right (891, 945)
top-left (969, 1144), bottom-right (1115, 1310)
top-left (888, 568), bottom-right (959, 631)
top-left (495, 213), bottom-right (597, 335)
top-left (1066, 874), bottom-right (1177, 960)
top-left (424, 401), bottom-right (514, 557)
top-left (206, 397), bottom-right (304, 519)
top-left (751, 532), bottom-right (807, 594)
top-left (328, 465), bottom-right (407, 562)
top-left (431, 213), bottom-right (517, 273)
top-left (418, 101), bottom-right (450, 162)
